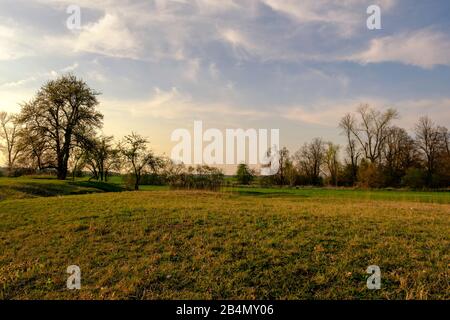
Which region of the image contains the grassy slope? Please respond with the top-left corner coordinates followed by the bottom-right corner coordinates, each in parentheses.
top-left (0, 190), bottom-right (449, 300)
top-left (0, 177), bottom-right (124, 201)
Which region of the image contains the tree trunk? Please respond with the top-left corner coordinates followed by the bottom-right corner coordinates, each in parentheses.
top-left (134, 173), bottom-right (140, 190)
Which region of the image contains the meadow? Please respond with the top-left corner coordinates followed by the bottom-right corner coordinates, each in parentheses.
top-left (0, 177), bottom-right (449, 299)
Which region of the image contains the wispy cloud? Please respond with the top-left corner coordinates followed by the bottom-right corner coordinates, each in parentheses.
top-left (349, 28), bottom-right (450, 69)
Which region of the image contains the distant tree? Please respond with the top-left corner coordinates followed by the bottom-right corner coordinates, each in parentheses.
top-left (345, 104), bottom-right (398, 164)
top-left (357, 159), bottom-right (384, 188)
top-left (339, 113), bottom-right (360, 185)
top-left (83, 135), bottom-right (121, 182)
top-left (382, 126), bottom-right (417, 186)
top-left (324, 142), bottom-right (340, 186)
top-left (18, 74), bottom-right (103, 180)
top-left (68, 146), bottom-right (86, 180)
top-left (402, 167), bottom-right (426, 189)
top-left (236, 163), bottom-right (255, 185)
top-left (275, 147), bottom-right (290, 186)
top-left (0, 112), bottom-right (23, 175)
top-left (414, 116), bottom-right (442, 186)
top-left (164, 162), bottom-right (224, 191)
top-left (440, 126), bottom-right (450, 157)
top-left (435, 126), bottom-right (450, 187)
top-left (295, 138), bottom-right (325, 185)
top-left (119, 132), bottom-right (156, 190)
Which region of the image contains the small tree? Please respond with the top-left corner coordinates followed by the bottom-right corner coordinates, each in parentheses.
top-left (236, 163), bottom-right (255, 185)
top-left (414, 116), bottom-right (443, 186)
top-left (325, 142), bottom-right (340, 186)
top-left (295, 138), bottom-right (325, 186)
top-left (0, 112), bottom-right (22, 176)
top-left (119, 132), bottom-right (155, 190)
top-left (83, 135), bottom-right (121, 182)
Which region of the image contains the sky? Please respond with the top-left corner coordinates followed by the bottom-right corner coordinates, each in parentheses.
top-left (1, 0), bottom-right (450, 162)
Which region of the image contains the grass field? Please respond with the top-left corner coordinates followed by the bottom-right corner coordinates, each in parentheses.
top-left (0, 176), bottom-right (124, 201)
top-left (0, 178), bottom-right (449, 300)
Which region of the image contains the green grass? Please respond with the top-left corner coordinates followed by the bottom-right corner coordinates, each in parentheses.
top-left (0, 176), bottom-right (124, 201)
top-left (226, 186), bottom-right (450, 204)
top-left (0, 188), bottom-right (449, 300)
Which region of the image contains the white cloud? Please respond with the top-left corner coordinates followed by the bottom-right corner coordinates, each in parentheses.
top-left (0, 24), bottom-right (34, 60)
top-left (44, 13), bottom-right (140, 59)
top-left (281, 97), bottom-right (450, 129)
top-left (262, 0), bottom-right (397, 37)
top-left (183, 59), bottom-right (201, 82)
top-left (76, 14), bottom-right (139, 59)
top-left (103, 87), bottom-right (272, 121)
top-left (349, 28), bottom-right (450, 69)
top-left (1, 0), bottom-right (407, 66)
top-left (61, 62), bottom-right (79, 72)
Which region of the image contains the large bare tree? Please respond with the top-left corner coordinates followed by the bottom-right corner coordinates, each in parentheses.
top-left (382, 126), bottom-right (417, 186)
top-left (343, 104), bottom-right (398, 164)
top-left (414, 116), bottom-right (443, 183)
top-left (295, 138), bottom-right (325, 185)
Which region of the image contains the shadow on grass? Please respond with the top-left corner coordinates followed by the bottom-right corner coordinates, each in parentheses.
top-left (232, 190), bottom-right (309, 198)
top-left (70, 180), bottom-right (125, 192)
top-left (0, 180), bottom-right (125, 201)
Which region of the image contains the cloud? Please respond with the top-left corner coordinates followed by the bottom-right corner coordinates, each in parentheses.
top-left (262, 0), bottom-right (397, 37)
top-left (349, 28), bottom-right (450, 69)
top-left (2, 0), bottom-right (406, 66)
top-left (281, 97), bottom-right (450, 129)
top-left (61, 63), bottom-right (79, 72)
top-left (183, 59), bottom-right (201, 82)
top-left (75, 14), bottom-right (139, 59)
top-left (0, 23), bottom-right (35, 60)
top-left (44, 13), bottom-right (140, 59)
top-left (103, 87), bottom-right (273, 121)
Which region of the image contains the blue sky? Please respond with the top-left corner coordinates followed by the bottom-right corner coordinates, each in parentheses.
top-left (1, 0), bottom-right (450, 156)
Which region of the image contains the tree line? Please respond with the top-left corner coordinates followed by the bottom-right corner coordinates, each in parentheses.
top-left (237, 104), bottom-right (450, 188)
top-left (0, 74), bottom-right (225, 190)
top-left (1, 74), bottom-right (449, 189)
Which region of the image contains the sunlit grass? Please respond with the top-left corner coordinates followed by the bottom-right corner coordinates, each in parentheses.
top-left (1, 189), bottom-right (448, 300)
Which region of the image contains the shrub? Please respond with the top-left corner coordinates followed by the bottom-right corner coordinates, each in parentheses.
top-left (357, 162), bottom-right (385, 188)
top-left (236, 164), bottom-right (255, 185)
top-left (401, 168), bottom-right (426, 189)
top-left (166, 165), bottom-right (224, 191)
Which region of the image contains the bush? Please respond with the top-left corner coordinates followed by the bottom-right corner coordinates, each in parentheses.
top-left (11, 167), bottom-right (37, 177)
top-left (236, 164), bottom-right (255, 185)
top-left (123, 174), bottom-right (137, 190)
top-left (140, 173), bottom-right (165, 186)
top-left (357, 162), bottom-right (385, 188)
top-left (166, 165), bottom-right (224, 191)
top-left (401, 168), bottom-right (426, 189)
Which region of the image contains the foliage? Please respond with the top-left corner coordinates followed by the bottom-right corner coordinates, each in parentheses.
top-left (17, 74), bottom-right (103, 180)
top-left (235, 163), bottom-right (255, 185)
top-left (165, 164), bottom-right (224, 191)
